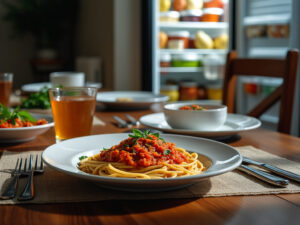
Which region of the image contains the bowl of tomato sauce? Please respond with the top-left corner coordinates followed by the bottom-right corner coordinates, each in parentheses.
top-left (164, 102), bottom-right (227, 131)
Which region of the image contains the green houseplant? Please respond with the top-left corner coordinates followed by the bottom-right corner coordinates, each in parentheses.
top-left (0, 0), bottom-right (78, 59)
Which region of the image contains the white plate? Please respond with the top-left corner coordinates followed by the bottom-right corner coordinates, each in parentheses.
top-left (140, 113), bottom-right (261, 138)
top-left (0, 114), bottom-right (54, 143)
top-left (21, 82), bottom-right (102, 92)
top-left (96, 91), bottom-right (169, 109)
top-left (42, 133), bottom-right (242, 192)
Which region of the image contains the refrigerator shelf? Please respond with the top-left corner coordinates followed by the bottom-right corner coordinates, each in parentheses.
top-left (160, 49), bottom-right (228, 54)
top-left (160, 67), bottom-right (203, 73)
top-left (159, 22), bottom-right (228, 30)
top-left (243, 14), bottom-right (290, 26)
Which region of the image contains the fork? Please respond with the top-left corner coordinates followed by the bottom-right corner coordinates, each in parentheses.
top-left (18, 155), bottom-right (44, 201)
top-left (125, 114), bottom-right (140, 126)
top-left (0, 158), bottom-right (23, 200)
top-left (112, 116), bottom-right (132, 128)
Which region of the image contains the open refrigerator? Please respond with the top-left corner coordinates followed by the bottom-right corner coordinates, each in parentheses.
top-left (145, 0), bottom-right (300, 136)
top-left (150, 0), bottom-right (229, 103)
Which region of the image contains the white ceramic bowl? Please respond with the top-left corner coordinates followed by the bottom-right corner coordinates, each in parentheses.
top-left (0, 113), bottom-right (54, 143)
top-left (50, 72), bottom-right (85, 87)
top-left (164, 102), bottom-right (227, 130)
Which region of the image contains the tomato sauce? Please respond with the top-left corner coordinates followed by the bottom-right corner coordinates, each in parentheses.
top-left (0, 118), bottom-right (47, 128)
top-left (99, 135), bottom-right (188, 168)
top-left (179, 104), bottom-right (206, 110)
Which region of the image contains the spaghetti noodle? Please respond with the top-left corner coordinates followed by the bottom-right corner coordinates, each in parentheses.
top-left (78, 129), bottom-right (206, 179)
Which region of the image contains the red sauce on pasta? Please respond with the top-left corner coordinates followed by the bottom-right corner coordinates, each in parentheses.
top-left (99, 135), bottom-right (188, 168)
top-left (0, 118), bottom-right (48, 128)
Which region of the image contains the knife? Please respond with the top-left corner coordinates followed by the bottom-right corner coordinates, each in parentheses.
top-left (243, 157), bottom-right (300, 183)
top-left (237, 164), bottom-right (289, 187)
top-left (125, 114), bottom-right (140, 126)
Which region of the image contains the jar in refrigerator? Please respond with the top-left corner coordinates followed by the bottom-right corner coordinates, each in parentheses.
top-left (189, 34), bottom-right (196, 48)
top-left (167, 39), bottom-right (185, 50)
top-left (201, 8), bottom-right (223, 22)
top-left (160, 11), bottom-right (180, 22)
top-left (207, 83), bottom-right (223, 100)
top-left (160, 85), bottom-right (180, 102)
top-left (180, 10), bottom-right (202, 22)
top-left (197, 85), bottom-right (208, 99)
top-left (180, 81), bottom-right (198, 100)
top-left (160, 54), bottom-right (171, 67)
top-left (203, 54), bottom-right (225, 80)
top-left (168, 31), bottom-right (190, 48)
top-left (204, 0), bottom-right (224, 9)
top-left (172, 54), bottom-right (199, 67)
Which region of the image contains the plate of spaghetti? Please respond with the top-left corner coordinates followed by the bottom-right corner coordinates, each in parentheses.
top-left (0, 104), bottom-right (54, 143)
top-left (42, 129), bottom-right (242, 192)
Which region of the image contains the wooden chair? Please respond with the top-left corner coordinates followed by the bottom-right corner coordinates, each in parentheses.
top-left (222, 50), bottom-right (299, 134)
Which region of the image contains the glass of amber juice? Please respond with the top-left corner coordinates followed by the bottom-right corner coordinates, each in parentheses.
top-left (0, 73), bottom-right (13, 106)
top-left (49, 87), bottom-right (97, 142)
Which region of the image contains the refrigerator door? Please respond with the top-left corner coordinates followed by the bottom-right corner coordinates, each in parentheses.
top-left (233, 0), bottom-right (300, 136)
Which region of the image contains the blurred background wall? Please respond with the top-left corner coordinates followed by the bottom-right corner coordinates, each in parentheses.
top-left (0, 0), bottom-right (141, 90)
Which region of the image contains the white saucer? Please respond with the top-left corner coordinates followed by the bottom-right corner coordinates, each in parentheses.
top-left (21, 82), bottom-right (102, 92)
top-left (139, 113), bottom-right (261, 138)
top-left (97, 91), bottom-right (169, 109)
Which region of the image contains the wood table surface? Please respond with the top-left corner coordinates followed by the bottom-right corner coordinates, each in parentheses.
top-left (1, 105), bottom-right (300, 225)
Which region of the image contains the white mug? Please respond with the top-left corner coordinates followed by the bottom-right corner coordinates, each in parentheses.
top-left (50, 72), bottom-right (85, 87)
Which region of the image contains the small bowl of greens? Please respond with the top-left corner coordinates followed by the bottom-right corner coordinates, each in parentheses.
top-left (0, 104), bottom-right (54, 143)
top-left (20, 86), bottom-right (52, 114)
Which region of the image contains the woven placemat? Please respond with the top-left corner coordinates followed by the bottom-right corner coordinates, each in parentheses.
top-left (0, 146), bottom-right (299, 205)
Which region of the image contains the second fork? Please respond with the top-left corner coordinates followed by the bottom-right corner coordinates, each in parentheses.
top-left (0, 158), bottom-right (23, 200)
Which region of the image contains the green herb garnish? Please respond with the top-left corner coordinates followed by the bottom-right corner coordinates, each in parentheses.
top-left (20, 86), bottom-right (51, 109)
top-left (0, 104), bottom-right (36, 125)
top-left (102, 148), bottom-right (110, 151)
top-left (163, 149), bottom-right (171, 155)
top-left (79, 156), bottom-right (88, 161)
top-left (128, 128), bottom-right (165, 143)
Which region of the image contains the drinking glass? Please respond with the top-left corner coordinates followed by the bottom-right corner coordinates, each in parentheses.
top-left (0, 73), bottom-right (13, 106)
top-left (49, 87), bottom-right (97, 142)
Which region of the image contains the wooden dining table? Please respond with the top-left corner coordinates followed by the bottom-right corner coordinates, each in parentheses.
top-left (1, 105), bottom-right (300, 225)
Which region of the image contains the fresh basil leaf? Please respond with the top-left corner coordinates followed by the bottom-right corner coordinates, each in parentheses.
top-left (132, 128), bottom-right (144, 138)
top-left (163, 149), bottom-right (171, 155)
top-left (102, 148), bottom-right (110, 151)
top-left (17, 110), bottom-right (36, 122)
top-left (145, 129), bottom-right (151, 136)
top-left (159, 137), bottom-right (166, 143)
top-left (152, 133), bottom-right (160, 138)
top-left (79, 156), bottom-right (88, 160)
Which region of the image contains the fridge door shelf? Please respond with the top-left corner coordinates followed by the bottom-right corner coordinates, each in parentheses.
top-left (159, 22), bottom-right (228, 30)
top-left (243, 14), bottom-right (290, 26)
top-left (160, 49), bottom-right (228, 54)
top-left (160, 67), bottom-right (203, 73)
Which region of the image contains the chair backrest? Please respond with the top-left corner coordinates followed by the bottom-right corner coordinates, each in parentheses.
top-left (222, 50), bottom-right (299, 134)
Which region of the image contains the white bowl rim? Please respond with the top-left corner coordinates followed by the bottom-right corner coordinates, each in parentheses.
top-left (164, 102), bottom-right (227, 112)
top-left (50, 72), bottom-right (84, 77)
